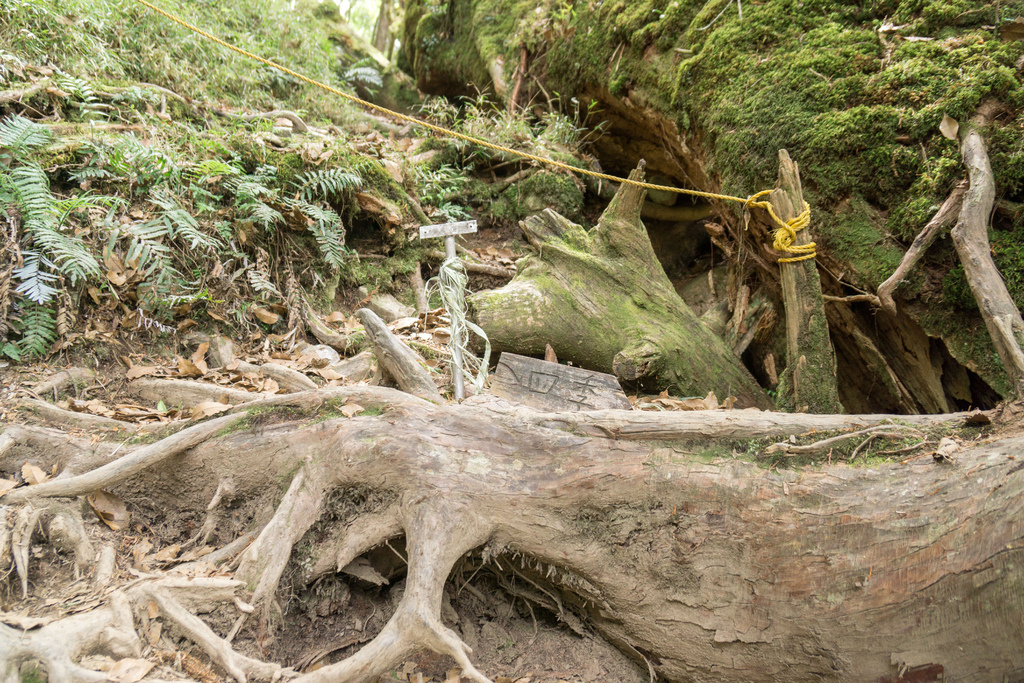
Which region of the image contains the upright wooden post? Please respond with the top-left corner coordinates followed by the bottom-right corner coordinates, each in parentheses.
top-left (771, 150), bottom-right (842, 413)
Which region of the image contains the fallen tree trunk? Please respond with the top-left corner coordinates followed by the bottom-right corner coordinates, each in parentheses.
top-left (470, 162), bottom-right (772, 408)
top-left (1, 390), bottom-right (1021, 682)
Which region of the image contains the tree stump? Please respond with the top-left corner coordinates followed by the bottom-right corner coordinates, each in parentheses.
top-left (470, 161), bottom-right (772, 408)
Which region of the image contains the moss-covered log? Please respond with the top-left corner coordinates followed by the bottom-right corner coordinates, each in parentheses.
top-left (470, 162), bottom-right (772, 407)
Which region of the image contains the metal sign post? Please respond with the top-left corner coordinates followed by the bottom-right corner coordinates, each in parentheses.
top-left (419, 220), bottom-right (477, 400)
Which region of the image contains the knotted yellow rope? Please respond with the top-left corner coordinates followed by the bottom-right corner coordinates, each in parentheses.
top-left (743, 191), bottom-right (815, 263)
top-left (131, 0), bottom-right (814, 263)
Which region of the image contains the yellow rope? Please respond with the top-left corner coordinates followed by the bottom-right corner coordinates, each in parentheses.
top-left (130, 0), bottom-right (814, 262)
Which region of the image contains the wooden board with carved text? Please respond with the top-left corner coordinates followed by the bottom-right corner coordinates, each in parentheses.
top-left (489, 353), bottom-right (631, 412)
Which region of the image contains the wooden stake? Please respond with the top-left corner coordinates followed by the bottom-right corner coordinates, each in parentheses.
top-left (771, 150), bottom-right (842, 413)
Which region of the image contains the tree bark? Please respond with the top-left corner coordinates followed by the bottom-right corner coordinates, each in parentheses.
top-left (949, 119), bottom-right (1024, 398)
top-left (373, 0), bottom-right (391, 54)
top-left (2, 392), bottom-right (1019, 682)
top-left (771, 150), bottom-right (842, 413)
top-left (470, 162), bottom-right (773, 408)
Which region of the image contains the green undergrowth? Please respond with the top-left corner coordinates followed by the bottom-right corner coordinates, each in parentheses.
top-left (0, 106), bottom-right (419, 359)
top-left (0, 0), bottom-right (376, 122)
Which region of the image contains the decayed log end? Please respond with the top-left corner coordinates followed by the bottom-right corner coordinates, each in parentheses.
top-left (605, 159), bottom-right (648, 220)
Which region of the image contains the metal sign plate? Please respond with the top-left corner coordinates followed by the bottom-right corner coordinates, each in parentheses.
top-left (419, 220), bottom-right (478, 239)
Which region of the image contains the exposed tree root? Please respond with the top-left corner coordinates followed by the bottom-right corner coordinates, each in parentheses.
top-left (426, 250), bottom-right (515, 278)
top-left (0, 389), bottom-right (1020, 681)
top-left (29, 367), bottom-right (97, 401)
top-left (213, 108), bottom-right (313, 134)
top-left (356, 308), bottom-right (443, 403)
top-left (877, 181), bottom-right (967, 315)
top-left (131, 577), bottom-right (286, 683)
top-left (305, 504), bottom-right (403, 583)
top-left (235, 466), bottom-right (327, 625)
top-left (949, 107), bottom-right (1024, 397)
top-left (0, 592), bottom-right (139, 683)
top-left (130, 379), bottom-right (267, 407)
top-left (3, 413), bottom-right (245, 503)
top-left (18, 398), bottom-right (140, 434)
top-left (291, 495), bottom-right (495, 683)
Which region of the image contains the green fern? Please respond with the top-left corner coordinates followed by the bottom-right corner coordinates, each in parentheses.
top-left (294, 199), bottom-right (348, 269)
top-left (148, 190), bottom-right (222, 250)
top-left (13, 302), bottom-right (57, 358)
top-left (13, 251), bottom-right (59, 304)
top-left (0, 114), bottom-right (51, 159)
top-left (343, 59), bottom-right (383, 91)
top-left (1, 116), bottom-right (102, 293)
top-left (71, 136), bottom-right (179, 191)
top-left (184, 159), bottom-right (241, 182)
top-left (294, 168), bottom-right (362, 202)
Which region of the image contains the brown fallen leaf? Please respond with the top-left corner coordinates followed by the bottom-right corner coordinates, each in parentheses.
top-left (252, 306), bottom-right (279, 325)
top-left (126, 364), bottom-right (158, 380)
top-left (147, 621), bottom-right (163, 647)
top-left (326, 311), bottom-right (347, 323)
top-left (939, 115), bottom-right (959, 141)
top-left (191, 401), bottom-right (232, 419)
top-left (0, 478), bottom-right (19, 496)
top-left (1000, 16), bottom-right (1024, 41)
top-left (0, 612), bottom-right (54, 629)
top-left (177, 356), bottom-right (205, 378)
top-left (262, 377), bottom-right (280, 394)
top-left (318, 367), bottom-right (345, 381)
top-left (340, 403), bottom-right (364, 418)
top-left (108, 657), bottom-right (155, 683)
top-left (152, 544), bottom-right (180, 563)
top-left (190, 342), bottom-right (210, 375)
top-left (87, 490), bottom-right (130, 530)
top-left (21, 462), bottom-right (49, 485)
top-left (106, 269), bottom-right (127, 287)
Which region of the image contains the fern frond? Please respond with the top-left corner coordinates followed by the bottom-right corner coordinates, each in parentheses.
top-left (0, 115), bottom-right (51, 159)
top-left (294, 168), bottom-right (362, 202)
top-left (14, 302), bottom-right (57, 358)
top-left (294, 200), bottom-right (347, 269)
top-left (13, 251), bottom-right (59, 304)
top-left (148, 190), bottom-right (221, 250)
top-left (9, 161), bottom-right (102, 284)
top-left (239, 200), bottom-right (283, 230)
top-left (247, 267), bottom-right (281, 298)
top-left (54, 72), bottom-right (96, 102)
top-left (343, 64), bottom-right (383, 89)
top-left (184, 159), bottom-right (241, 182)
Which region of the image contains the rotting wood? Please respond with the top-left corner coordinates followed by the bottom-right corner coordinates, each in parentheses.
top-left (471, 161), bottom-right (772, 407)
top-left (770, 150), bottom-right (841, 413)
top-left (877, 181), bottom-right (967, 315)
top-left (949, 112), bottom-right (1024, 398)
top-left (356, 308), bottom-right (443, 403)
top-left (304, 301), bottom-right (356, 353)
top-left (29, 367), bottom-right (96, 400)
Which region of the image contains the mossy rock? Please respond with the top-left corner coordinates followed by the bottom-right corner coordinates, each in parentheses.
top-left (492, 171), bottom-right (584, 224)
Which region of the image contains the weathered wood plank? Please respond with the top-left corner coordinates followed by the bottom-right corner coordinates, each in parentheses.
top-left (488, 353), bottom-right (631, 412)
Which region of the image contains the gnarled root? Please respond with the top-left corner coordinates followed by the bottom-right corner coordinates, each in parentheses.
top-left (292, 494), bottom-right (495, 683)
top-left (129, 577), bottom-right (286, 683)
top-left (0, 592), bottom-right (139, 683)
top-left (235, 466), bottom-right (327, 627)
